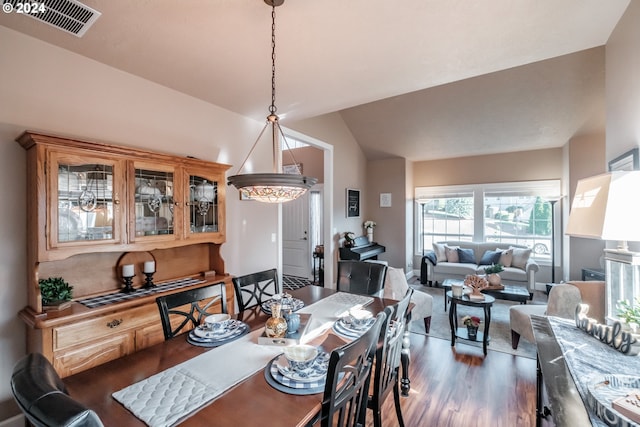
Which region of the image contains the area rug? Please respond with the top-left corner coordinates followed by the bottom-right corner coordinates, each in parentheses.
top-left (408, 283), bottom-right (540, 359)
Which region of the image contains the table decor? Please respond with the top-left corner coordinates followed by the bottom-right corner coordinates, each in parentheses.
top-left (265, 302), bottom-right (288, 338)
top-left (332, 316), bottom-right (376, 340)
top-left (586, 374), bottom-right (640, 427)
top-left (39, 276), bottom-right (73, 312)
top-left (187, 320), bottom-right (249, 347)
top-left (261, 294), bottom-right (305, 315)
top-left (462, 315), bottom-right (481, 341)
top-left (264, 351), bottom-right (330, 395)
top-left (575, 303), bottom-right (640, 355)
top-left (258, 313), bottom-right (312, 346)
top-left (464, 274), bottom-right (488, 299)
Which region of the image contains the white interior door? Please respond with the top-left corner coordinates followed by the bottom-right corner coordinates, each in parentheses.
top-left (283, 191), bottom-right (310, 278)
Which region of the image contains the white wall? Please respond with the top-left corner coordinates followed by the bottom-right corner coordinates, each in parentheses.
top-left (0, 26), bottom-right (282, 414)
top-left (605, 1), bottom-right (640, 253)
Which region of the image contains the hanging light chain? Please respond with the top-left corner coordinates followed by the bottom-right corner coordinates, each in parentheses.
top-left (269, 2), bottom-right (277, 115)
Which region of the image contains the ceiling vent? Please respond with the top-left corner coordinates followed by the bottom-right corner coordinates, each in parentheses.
top-left (4, 0), bottom-right (101, 37)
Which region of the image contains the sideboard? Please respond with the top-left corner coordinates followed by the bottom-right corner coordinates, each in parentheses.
top-left (17, 131), bottom-right (234, 377)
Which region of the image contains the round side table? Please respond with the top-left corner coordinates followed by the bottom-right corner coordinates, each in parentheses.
top-left (446, 291), bottom-right (495, 355)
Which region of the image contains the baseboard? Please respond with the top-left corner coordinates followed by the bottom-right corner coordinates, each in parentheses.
top-left (0, 414), bottom-right (24, 427)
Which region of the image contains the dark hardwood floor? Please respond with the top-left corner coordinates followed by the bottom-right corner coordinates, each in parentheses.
top-left (366, 332), bottom-right (537, 427)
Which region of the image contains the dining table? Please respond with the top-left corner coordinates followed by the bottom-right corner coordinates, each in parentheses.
top-left (63, 286), bottom-right (408, 427)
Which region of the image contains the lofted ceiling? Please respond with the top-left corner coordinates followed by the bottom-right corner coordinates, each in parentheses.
top-left (0, 0), bottom-right (631, 161)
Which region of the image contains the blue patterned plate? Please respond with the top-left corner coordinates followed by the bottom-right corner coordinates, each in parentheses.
top-left (332, 317), bottom-right (375, 340)
top-left (193, 319), bottom-right (242, 340)
top-left (187, 321), bottom-right (248, 347)
top-left (264, 356), bottom-right (325, 395)
top-left (276, 350), bottom-right (329, 383)
top-left (261, 298), bottom-right (305, 315)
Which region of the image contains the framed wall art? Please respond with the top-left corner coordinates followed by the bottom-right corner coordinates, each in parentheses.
top-left (346, 188), bottom-right (360, 218)
top-left (609, 148), bottom-right (639, 171)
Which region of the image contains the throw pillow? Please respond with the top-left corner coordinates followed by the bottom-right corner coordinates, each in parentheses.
top-left (457, 248), bottom-right (476, 264)
top-left (479, 250), bottom-right (502, 266)
top-left (510, 246), bottom-right (531, 270)
top-left (432, 243), bottom-right (447, 262)
top-left (499, 248), bottom-right (513, 267)
top-left (445, 245), bottom-right (460, 263)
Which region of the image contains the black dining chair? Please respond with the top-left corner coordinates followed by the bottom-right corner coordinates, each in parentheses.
top-left (155, 282), bottom-right (228, 340)
top-left (336, 260), bottom-right (388, 296)
top-left (232, 268), bottom-right (280, 311)
top-left (319, 312), bottom-right (386, 427)
top-left (11, 352), bottom-right (104, 427)
top-left (367, 288), bottom-right (413, 427)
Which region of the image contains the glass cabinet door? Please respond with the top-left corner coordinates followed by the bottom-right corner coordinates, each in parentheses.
top-left (132, 166), bottom-right (175, 239)
top-left (187, 174), bottom-right (219, 235)
top-left (51, 152), bottom-right (123, 246)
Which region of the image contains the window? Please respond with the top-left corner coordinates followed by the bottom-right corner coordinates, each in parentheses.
top-left (416, 180), bottom-right (560, 262)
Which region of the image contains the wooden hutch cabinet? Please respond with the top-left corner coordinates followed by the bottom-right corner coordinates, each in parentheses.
top-left (17, 131), bottom-right (234, 377)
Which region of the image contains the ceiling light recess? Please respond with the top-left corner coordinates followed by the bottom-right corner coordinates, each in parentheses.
top-left (227, 0), bottom-right (317, 204)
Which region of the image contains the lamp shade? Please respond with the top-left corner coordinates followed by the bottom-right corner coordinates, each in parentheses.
top-left (566, 171), bottom-right (640, 242)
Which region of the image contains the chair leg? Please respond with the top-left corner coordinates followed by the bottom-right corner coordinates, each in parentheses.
top-left (423, 316), bottom-right (431, 333)
top-left (511, 330), bottom-right (521, 349)
top-left (393, 381), bottom-right (406, 427)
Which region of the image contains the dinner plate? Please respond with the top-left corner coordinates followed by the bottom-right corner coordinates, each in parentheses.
top-left (193, 319), bottom-right (242, 339)
top-left (261, 298), bottom-right (305, 315)
top-left (332, 317), bottom-right (375, 340)
top-left (275, 351), bottom-right (329, 383)
top-left (187, 321), bottom-right (248, 347)
top-left (264, 356), bottom-right (325, 395)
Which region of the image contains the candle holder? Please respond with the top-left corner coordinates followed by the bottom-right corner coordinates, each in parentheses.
top-left (143, 272), bottom-right (155, 289)
top-left (122, 276), bottom-right (135, 293)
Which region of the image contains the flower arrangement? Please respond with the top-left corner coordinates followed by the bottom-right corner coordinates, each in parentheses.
top-left (484, 263), bottom-right (504, 275)
top-left (462, 315), bottom-right (481, 327)
top-left (363, 220), bottom-right (376, 230)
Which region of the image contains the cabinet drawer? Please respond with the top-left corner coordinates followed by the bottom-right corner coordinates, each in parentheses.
top-left (53, 333), bottom-right (134, 378)
top-left (54, 304), bottom-right (160, 351)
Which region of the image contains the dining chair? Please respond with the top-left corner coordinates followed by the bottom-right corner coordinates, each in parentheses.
top-left (232, 268), bottom-right (280, 311)
top-left (155, 282), bottom-right (228, 340)
top-left (319, 312), bottom-right (386, 427)
top-left (336, 260), bottom-right (388, 296)
top-left (367, 288), bottom-right (413, 427)
top-left (11, 352), bottom-right (104, 427)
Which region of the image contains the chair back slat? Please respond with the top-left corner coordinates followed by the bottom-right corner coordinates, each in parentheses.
top-left (232, 268), bottom-right (280, 311)
top-left (368, 288), bottom-right (412, 427)
top-left (320, 312), bottom-right (386, 427)
top-left (155, 282), bottom-right (227, 340)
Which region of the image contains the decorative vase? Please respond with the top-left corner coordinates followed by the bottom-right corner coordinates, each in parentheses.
top-left (487, 273), bottom-right (501, 286)
top-left (367, 229), bottom-right (373, 243)
top-left (265, 302), bottom-right (288, 338)
top-left (467, 325), bottom-right (478, 341)
top-left (284, 310), bottom-right (300, 334)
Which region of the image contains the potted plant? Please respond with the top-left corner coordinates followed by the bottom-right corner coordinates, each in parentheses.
top-left (617, 299), bottom-right (640, 332)
top-left (484, 263), bottom-right (504, 286)
top-left (462, 315), bottom-right (481, 340)
top-left (39, 277), bottom-right (73, 311)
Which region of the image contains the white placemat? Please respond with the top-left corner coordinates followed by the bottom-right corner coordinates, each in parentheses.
top-left (112, 292), bottom-right (369, 426)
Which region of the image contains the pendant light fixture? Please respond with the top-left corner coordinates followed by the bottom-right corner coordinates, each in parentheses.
top-left (227, 0), bottom-right (317, 203)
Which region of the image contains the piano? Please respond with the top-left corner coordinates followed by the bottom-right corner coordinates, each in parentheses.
top-left (339, 235), bottom-right (386, 261)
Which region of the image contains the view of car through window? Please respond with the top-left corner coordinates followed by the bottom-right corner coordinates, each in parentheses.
top-left (420, 195), bottom-right (552, 260)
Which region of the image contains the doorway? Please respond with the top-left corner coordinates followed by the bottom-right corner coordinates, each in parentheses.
top-left (279, 129), bottom-right (332, 287)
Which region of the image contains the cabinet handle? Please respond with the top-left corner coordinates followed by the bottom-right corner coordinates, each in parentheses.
top-left (106, 318), bottom-right (123, 328)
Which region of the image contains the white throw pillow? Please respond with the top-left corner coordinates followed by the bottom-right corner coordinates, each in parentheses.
top-left (498, 248), bottom-right (513, 268)
top-left (433, 243), bottom-right (447, 262)
top-left (445, 245), bottom-right (460, 263)
top-left (510, 246), bottom-right (531, 270)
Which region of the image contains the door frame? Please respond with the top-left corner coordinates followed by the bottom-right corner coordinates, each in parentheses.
top-left (277, 127), bottom-right (334, 289)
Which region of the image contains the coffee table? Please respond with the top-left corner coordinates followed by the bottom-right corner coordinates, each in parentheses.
top-left (441, 278), bottom-right (529, 312)
top-left (447, 290), bottom-right (494, 355)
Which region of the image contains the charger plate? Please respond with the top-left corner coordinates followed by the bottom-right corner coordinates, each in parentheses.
top-left (264, 355), bottom-right (326, 395)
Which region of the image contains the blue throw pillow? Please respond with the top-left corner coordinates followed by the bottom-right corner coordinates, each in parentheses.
top-left (457, 248), bottom-right (476, 264)
top-left (480, 250), bottom-right (502, 266)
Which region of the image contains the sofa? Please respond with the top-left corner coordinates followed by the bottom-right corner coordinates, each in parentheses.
top-left (420, 241), bottom-right (539, 293)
